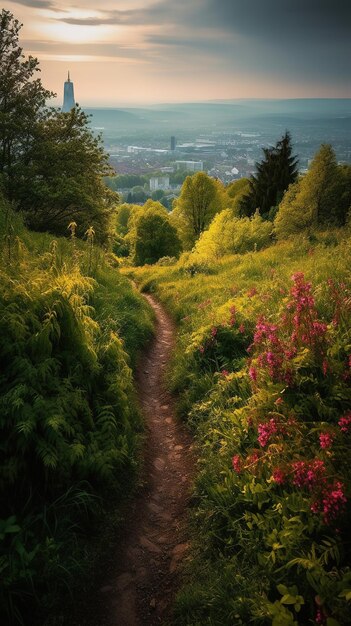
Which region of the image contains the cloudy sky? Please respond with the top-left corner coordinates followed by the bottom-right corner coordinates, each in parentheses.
top-left (3, 0), bottom-right (351, 106)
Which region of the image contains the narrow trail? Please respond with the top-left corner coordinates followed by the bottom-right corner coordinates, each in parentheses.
top-left (86, 294), bottom-right (195, 625)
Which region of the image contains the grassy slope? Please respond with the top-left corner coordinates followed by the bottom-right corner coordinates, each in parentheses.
top-left (0, 204), bottom-right (154, 624)
top-left (128, 230), bottom-right (351, 625)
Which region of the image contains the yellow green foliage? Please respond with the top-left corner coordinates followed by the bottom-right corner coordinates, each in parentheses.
top-left (275, 145), bottom-right (351, 238)
top-left (194, 208), bottom-right (273, 259)
top-left (171, 172), bottom-right (226, 248)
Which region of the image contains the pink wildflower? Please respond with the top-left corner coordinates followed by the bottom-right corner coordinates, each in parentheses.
top-left (239, 323), bottom-right (245, 333)
top-left (249, 366), bottom-right (257, 382)
top-left (257, 418), bottom-right (278, 447)
top-left (211, 326), bottom-right (217, 338)
top-left (245, 450), bottom-right (260, 467)
top-left (319, 432), bottom-right (333, 449)
top-left (338, 412), bottom-right (351, 433)
top-left (199, 345), bottom-right (205, 354)
top-left (272, 468), bottom-right (286, 484)
top-left (274, 397), bottom-right (283, 406)
top-left (232, 455), bottom-right (242, 473)
top-left (321, 481), bottom-right (347, 524)
top-left (247, 287), bottom-right (257, 298)
top-left (292, 459), bottom-right (326, 489)
top-left (322, 359), bottom-right (328, 376)
top-left (221, 369), bottom-right (229, 378)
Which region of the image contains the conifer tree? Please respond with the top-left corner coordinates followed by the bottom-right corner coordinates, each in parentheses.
top-left (240, 131), bottom-right (298, 218)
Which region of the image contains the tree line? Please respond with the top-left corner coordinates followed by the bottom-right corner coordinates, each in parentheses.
top-left (0, 10), bottom-right (117, 244)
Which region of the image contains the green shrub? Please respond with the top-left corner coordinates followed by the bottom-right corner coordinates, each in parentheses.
top-left (0, 205), bottom-right (153, 624)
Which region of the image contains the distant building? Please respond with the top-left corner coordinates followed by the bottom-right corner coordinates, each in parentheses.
top-left (127, 146), bottom-right (168, 154)
top-left (62, 71), bottom-right (75, 112)
top-left (150, 176), bottom-right (170, 192)
top-left (171, 136), bottom-right (176, 151)
top-left (175, 160), bottom-right (204, 172)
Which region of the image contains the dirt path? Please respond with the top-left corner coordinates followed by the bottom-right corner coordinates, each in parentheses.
top-left (90, 294), bottom-right (195, 625)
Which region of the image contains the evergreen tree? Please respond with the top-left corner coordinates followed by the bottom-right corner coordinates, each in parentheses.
top-left (240, 131), bottom-right (298, 218)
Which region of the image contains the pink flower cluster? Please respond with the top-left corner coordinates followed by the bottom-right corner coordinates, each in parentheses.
top-left (257, 418), bottom-right (278, 447)
top-left (292, 459), bottom-right (326, 489)
top-left (319, 432), bottom-right (334, 449)
top-left (290, 272), bottom-right (315, 310)
top-left (232, 450), bottom-right (262, 475)
top-left (338, 412), bottom-right (351, 433)
top-left (272, 468), bottom-right (286, 484)
top-left (232, 454), bottom-right (242, 473)
top-left (248, 273), bottom-right (330, 386)
top-left (250, 318), bottom-right (293, 383)
top-left (311, 480), bottom-right (347, 524)
top-left (288, 273), bottom-right (328, 352)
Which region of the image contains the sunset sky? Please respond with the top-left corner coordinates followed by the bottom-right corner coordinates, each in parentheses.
top-left (3, 0), bottom-right (351, 106)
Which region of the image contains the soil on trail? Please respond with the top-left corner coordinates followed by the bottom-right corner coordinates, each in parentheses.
top-left (80, 294), bottom-right (195, 626)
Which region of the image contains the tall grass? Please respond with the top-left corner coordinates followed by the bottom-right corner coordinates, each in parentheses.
top-left (0, 200), bottom-right (154, 624)
top-left (130, 228), bottom-right (351, 625)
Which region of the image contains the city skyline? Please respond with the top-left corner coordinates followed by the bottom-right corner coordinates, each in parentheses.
top-left (2, 0), bottom-right (351, 106)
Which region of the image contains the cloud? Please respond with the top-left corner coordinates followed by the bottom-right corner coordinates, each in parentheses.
top-left (8, 0), bottom-right (56, 8)
top-left (53, 0), bottom-right (200, 27)
top-left (203, 0), bottom-right (351, 42)
top-left (22, 39), bottom-right (148, 59)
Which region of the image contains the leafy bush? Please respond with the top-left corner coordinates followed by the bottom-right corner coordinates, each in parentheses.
top-left (194, 209), bottom-right (273, 259)
top-left (0, 205), bottom-right (153, 624)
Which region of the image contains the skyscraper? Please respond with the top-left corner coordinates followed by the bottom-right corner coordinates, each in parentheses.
top-left (171, 136), bottom-right (176, 151)
top-left (62, 72), bottom-right (75, 112)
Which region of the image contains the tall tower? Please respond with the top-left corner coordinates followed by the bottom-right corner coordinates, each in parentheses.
top-left (62, 71), bottom-right (75, 112)
top-left (171, 136), bottom-right (176, 151)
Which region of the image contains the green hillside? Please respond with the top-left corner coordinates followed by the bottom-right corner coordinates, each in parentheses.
top-left (0, 200), bottom-right (153, 624)
top-left (129, 230), bottom-right (351, 625)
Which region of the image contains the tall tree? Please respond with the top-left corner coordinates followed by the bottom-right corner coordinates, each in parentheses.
top-left (0, 10), bottom-right (54, 197)
top-left (172, 172), bottom-right (224, 248)
top-left (133, 201), bottom-right (181, 265)
top-left (0, 10), bottom-right (118, 243)
top-left (274, 144), bottom-right (350, 238)
top-left (16, 106), bottom-right (118, 243)
top-left (240, 132), bottom-right (298, 218)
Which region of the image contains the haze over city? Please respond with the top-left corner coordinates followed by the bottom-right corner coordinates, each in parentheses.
top-left (3, 0), bottom-right (351, 106)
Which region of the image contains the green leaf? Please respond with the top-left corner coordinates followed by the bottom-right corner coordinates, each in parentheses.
top-left (281, 594), bottom-right (298, 605)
